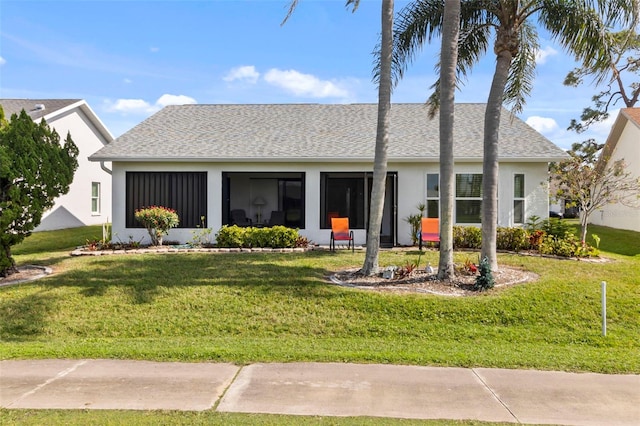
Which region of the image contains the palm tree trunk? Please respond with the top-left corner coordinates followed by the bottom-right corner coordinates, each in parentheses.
top-left (437, 0), bottom-right (460, 280)
top-left (361, 0), bottom-right (393, 275)
top-left (481, 49), bottom-right (512, 272)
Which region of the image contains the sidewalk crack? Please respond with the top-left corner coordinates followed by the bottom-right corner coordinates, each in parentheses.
top-left (6, 359), bottom-right (88, 408)
top-left (211, 364), bottom-right (244, 411)
top-left (472, 368), bottom-right (521, 424)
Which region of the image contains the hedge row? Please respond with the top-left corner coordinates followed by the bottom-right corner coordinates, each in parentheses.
top-left (215, 225), bottom-right (301, 248)
top-left (450, 223), bottom-right (598, 257)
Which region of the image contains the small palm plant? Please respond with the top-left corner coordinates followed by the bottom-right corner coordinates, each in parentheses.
top-left (134, 206), bottom-right (179, 246)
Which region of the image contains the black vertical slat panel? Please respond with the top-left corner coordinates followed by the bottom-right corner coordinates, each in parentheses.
top-left (300, 173), bottom-right (305, 229)
top-left (201, 172), bottom-right (208, 227)
top-left (125, 172), bottom-right (208, 229)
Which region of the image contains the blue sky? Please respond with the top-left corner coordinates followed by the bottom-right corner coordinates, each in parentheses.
top-left (0, 0), bottom-right (620, 149)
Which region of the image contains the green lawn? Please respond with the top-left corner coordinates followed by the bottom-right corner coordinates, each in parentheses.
top-left (0, 410), bottom-right (516, 426)
top-left (1, 223), bottom-right (639, 374)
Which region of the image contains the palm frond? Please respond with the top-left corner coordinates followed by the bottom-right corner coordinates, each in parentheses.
top-left (539, 1), bottom-right (615, 84)
top-left (503, 22), bottom-right (538, 114)
top-left (392, 0), bottom-right (445, 84)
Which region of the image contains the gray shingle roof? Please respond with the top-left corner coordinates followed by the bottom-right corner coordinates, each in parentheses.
top-left (0, 99), bottom-right (82, 121)
top-left (90, 103), bottom-right (568, 162)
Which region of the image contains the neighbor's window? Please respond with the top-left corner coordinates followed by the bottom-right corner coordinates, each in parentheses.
top-left (91, 182), bottom-right (101, 214)
top-left (125, 172), bottom-right (207, 228)
top-left (426, 173), bottom-right (439, 218)
top-left (456, 174), bottom-right (482, 223)
top-left (514, 174), bottom-right (525, 224)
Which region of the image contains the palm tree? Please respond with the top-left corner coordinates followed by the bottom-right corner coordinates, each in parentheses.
top-left (392, 0), bottom-right (636, 270)
top-left (436, 0), bottom-right (460, 280)
top-left (361, 0), bottom-right (395, 275)
top-left (284, 0), bottom-right (394, 276)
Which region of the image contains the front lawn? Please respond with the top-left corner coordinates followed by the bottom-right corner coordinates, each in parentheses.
top-left (1, 224), bottom-right (638, 374)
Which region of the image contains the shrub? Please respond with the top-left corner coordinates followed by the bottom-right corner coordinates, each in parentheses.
top-left (542, 218), bottom-right (573, 238)
top-left (215, 225), bottom-right (300, 249)
top-left (496, 227), bottom-right (529, 252)
top-left (268, 226), bottom-right (299, 248)
top-left (528, 230), bottom-right (545, 251)
top-left (404, 203), bottom-right (426, 246)
top-left (134, 206), bottom-right (179, 246)
top-left (295, 235), bottom-right (310, 248)
top-left (473, 257), bottom-right (495, 291)
top-left (453, 226), bottom-right (482, 249)
top-left (455, 257), bottom-right (478, 276)
top-left (215, 225), bottom-right (247, 248)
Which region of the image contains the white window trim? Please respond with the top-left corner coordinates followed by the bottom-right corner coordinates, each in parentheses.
top-left (455, 173), bottom-right (483, 224)
top-left (91, 182), bottom-right (101, 215)
top-left (426, 173), bottom-right (439, 218)
top-left (513, 173), bottom-right (525, 225)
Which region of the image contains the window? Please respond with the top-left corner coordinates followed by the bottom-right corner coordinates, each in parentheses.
top-left (91, 182), bottom-right (101, 214)
top-left (221, 172), bottom-right (305, 228)
top-left (126, 172), bottom-right (207, 228)
top-left (320, 173), bottom-right (366, 229)
top-left (514, 174), bottom-right (525, 224)
top-left (426, 173), bottom-right (439, 218)
top-left (456, 174), bottom-right (482, 223)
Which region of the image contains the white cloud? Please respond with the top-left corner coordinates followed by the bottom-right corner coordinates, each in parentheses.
top-left (264, 68), bottom-right (349, 98)
top-left (0, 56), bottom-right (5, 66)
top-left (526, 116), bottom-right (559, 134)
top-left (535, 46), bottom-right (558, 65)
top-left (106, 94), bottom-right (197, 115)
top-left (223, 65), bottom-right (260, 84)
top-left (107, 98), bottom-right (155, 114)
top-left (123, 78), bottom-right (132, 84)
top-left (150, 47), bottom-right (160, 53)
top-left (156, 94), bottom-right (197, 107)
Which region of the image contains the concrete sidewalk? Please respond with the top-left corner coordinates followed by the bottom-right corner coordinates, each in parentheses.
top-left (1, 360), bottom-right (638, 425)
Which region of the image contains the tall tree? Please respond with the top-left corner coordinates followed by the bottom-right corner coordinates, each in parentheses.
top-left (362, 0), bottom-right (394, 275)
top-left (565, 29), bottom-right (640, 132)
top-left (0, 109), bottom-right (79, 276)
top-left (436, 0), bottom-right (460, 280)
top-left (391, 0), bottom-right (636, 270)
top-left (283, 1), bottom-right (395, 275)
top-left (550, 139), bottom-right (640, 242)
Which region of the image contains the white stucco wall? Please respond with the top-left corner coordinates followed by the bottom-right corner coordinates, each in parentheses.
top-left (111, 160), bottom-right (551, 246)
top-left (589, 121), bottom-right (640, 232)
top-left (35, 106), bottom-right (112, 231)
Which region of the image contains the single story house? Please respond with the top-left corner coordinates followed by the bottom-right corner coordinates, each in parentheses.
top-left (589, 108), bottom-right (640, 232)
top-left (1, 99), bottom-right (113, 231)
top-left (89, 103), bottom-right (567, 246)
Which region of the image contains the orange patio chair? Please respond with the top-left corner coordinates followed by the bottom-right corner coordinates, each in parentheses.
top-left (419, 217), bottom-right (440, 250)
top-left (330, 217), bottom-right (354, 252)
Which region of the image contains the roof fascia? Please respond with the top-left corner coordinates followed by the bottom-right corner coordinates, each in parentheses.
top-left (89, 156), bottom-right (565, 163)
top-left (43, 100), bottom-right (114, 145)
top-left (596, 110), bottom-right (629, 172)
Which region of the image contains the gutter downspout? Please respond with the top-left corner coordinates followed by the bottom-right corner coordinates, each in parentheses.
top-left (100, 162), bottom-right (112, 175)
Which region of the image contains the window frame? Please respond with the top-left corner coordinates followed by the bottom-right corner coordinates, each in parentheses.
top-left (455, 173), bottom-right (483, 224)
top-left (513, 173), bottom-right (525, 224)
top-left (91, 182), bottom-right (101, 215)
top-left (426, 173), bottom-right (439, 218)
top-left (320, 172), bottom-right (367, 229)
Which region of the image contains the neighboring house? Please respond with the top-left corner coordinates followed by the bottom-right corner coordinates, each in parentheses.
top-left (1, 99), bottom-right (113, 231)
top-left (589, 108), bottom-right (640, 233)
top-left (89, 103), bottom-right (567, 246)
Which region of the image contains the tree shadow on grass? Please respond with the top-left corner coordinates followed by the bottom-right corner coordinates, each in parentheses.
top-left (49, 251), bottom-right (347, 303)
top-left (0, 292), bottom-right (56, 342)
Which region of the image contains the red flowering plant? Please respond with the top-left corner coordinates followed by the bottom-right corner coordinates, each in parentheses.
top-left (134, 206), bottom-right (179, 246)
